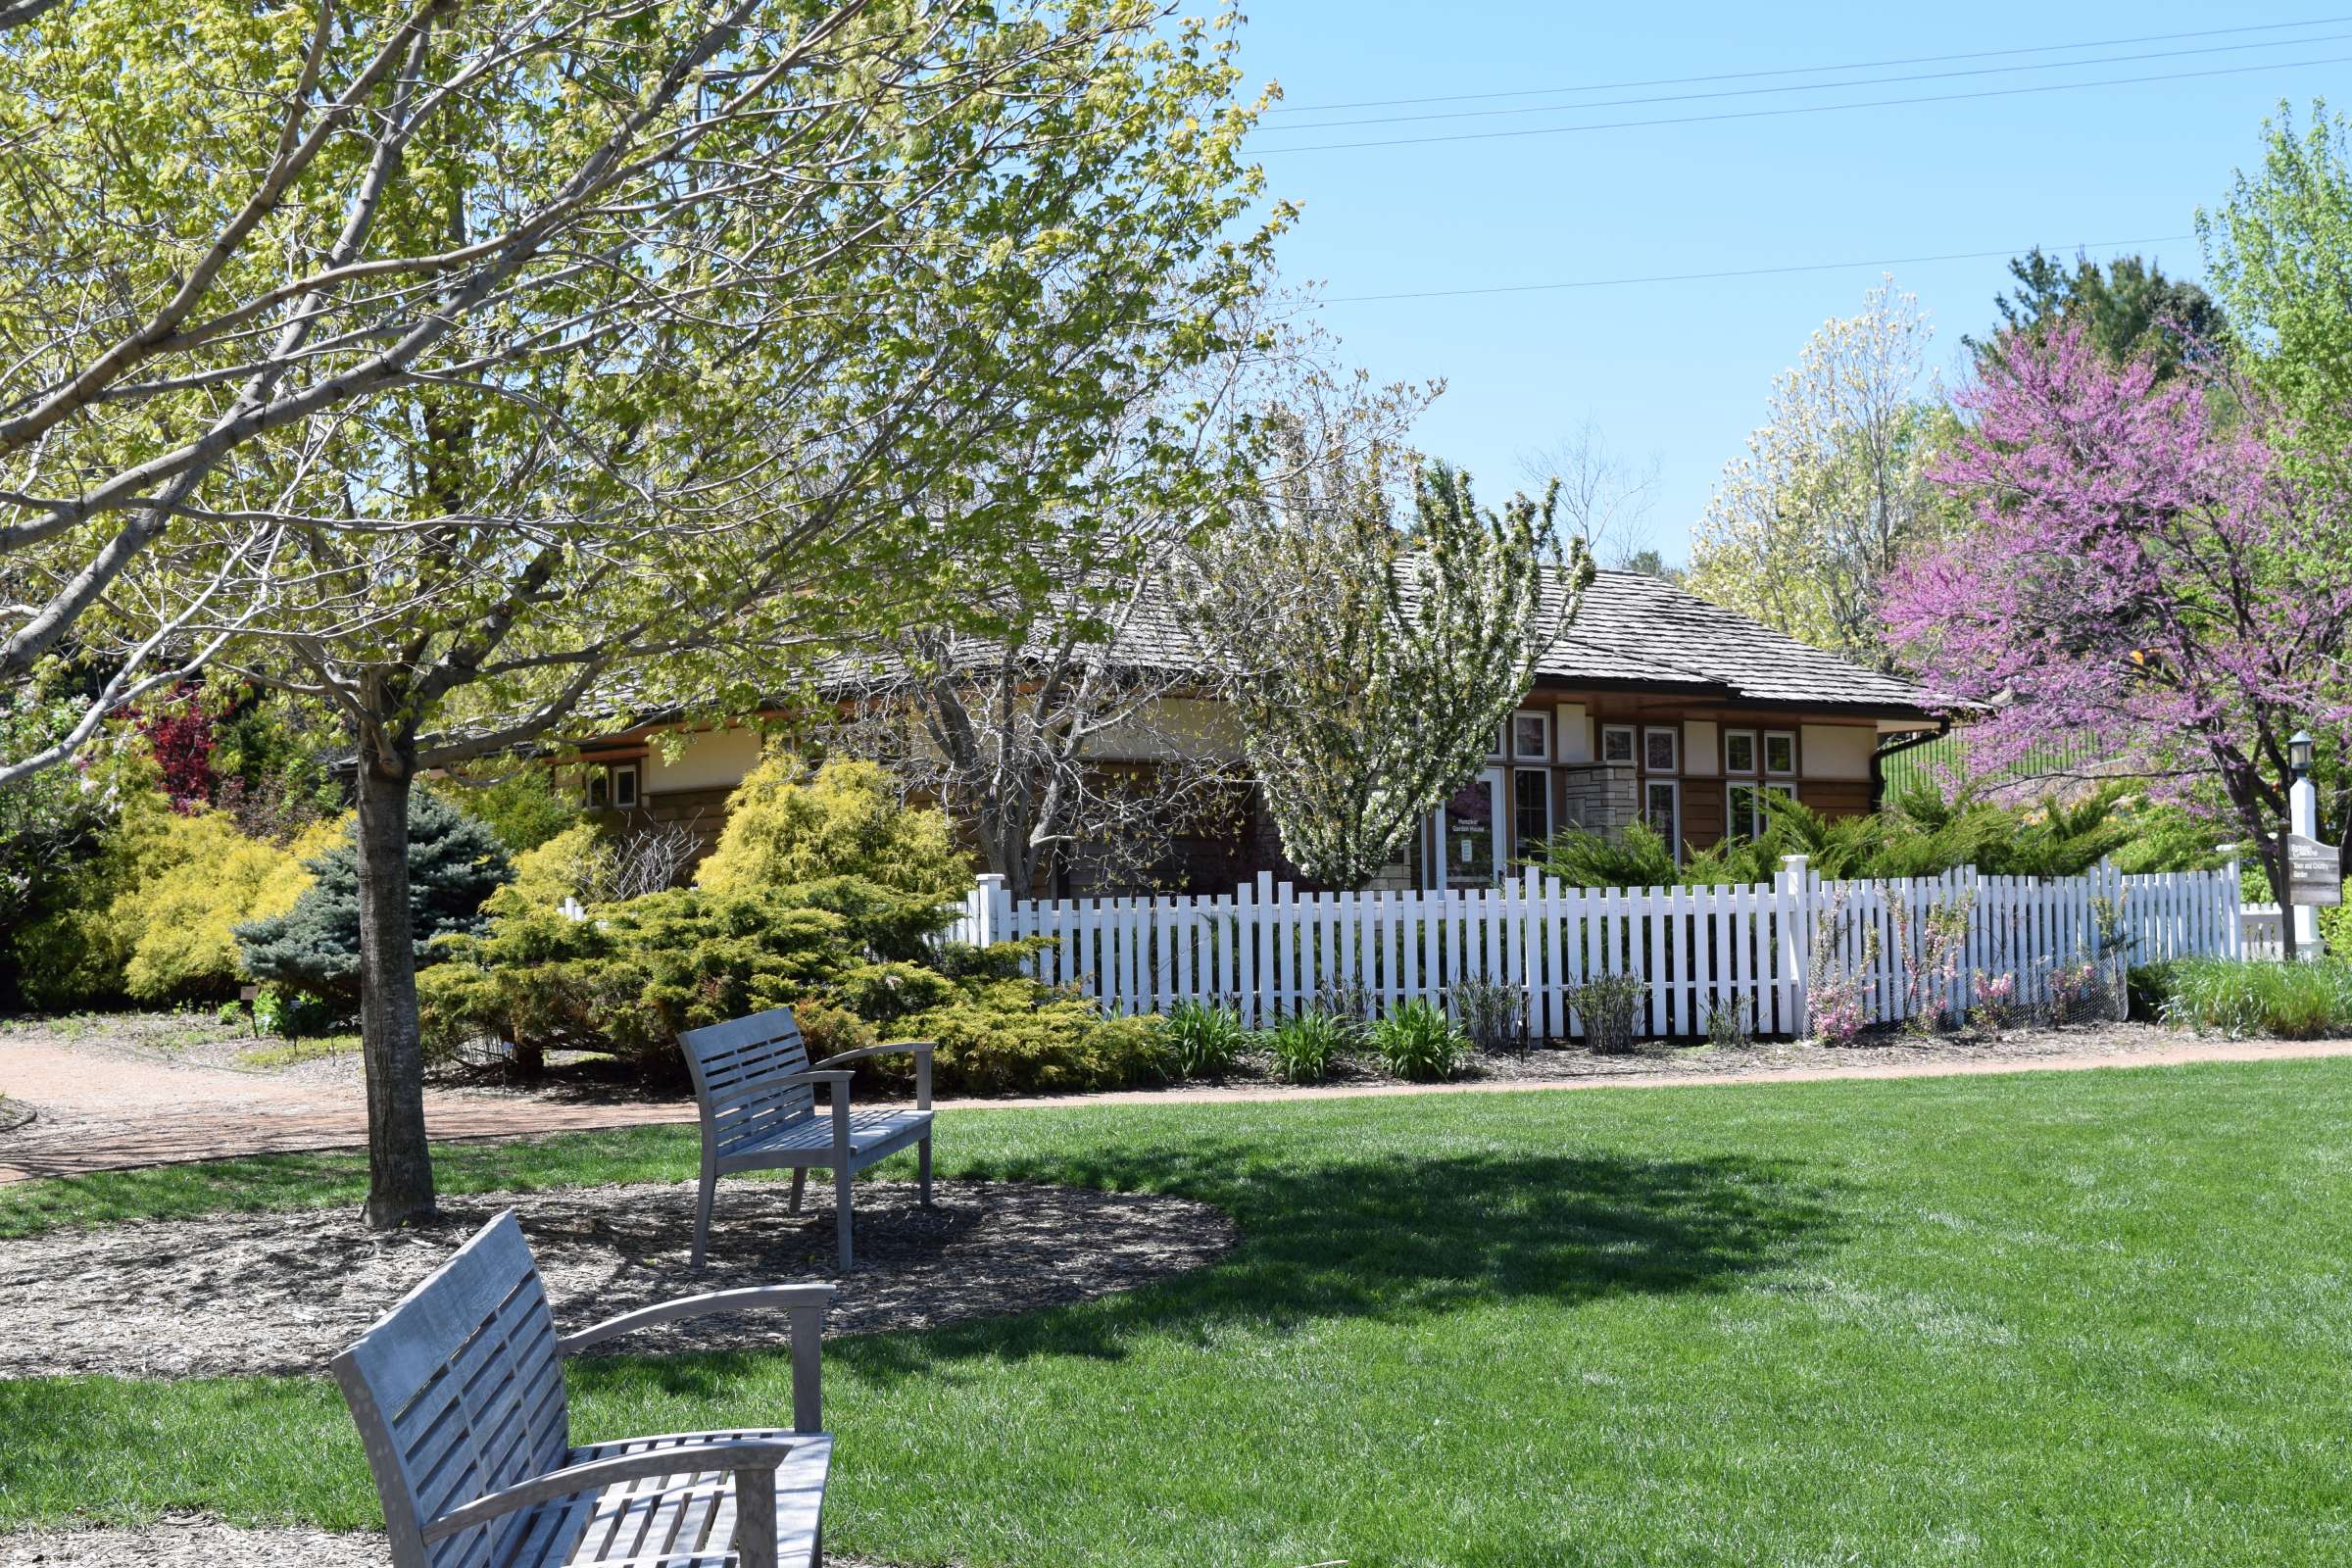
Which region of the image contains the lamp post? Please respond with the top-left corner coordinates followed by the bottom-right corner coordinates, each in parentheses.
top-left (2289, 731), bottom-right (2320, 959)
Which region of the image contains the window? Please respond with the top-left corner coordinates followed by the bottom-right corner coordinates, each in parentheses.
top-left (1600, 724), bottom-right (1636, 764)
top-left (585, 761), bottom-right (640, 810)
top-left (1487, 724), bottom-right (1506, 760)
top-left (1766, 780), bottom-right (1797, 804)
top-left (1512, 768), bottom-right (1550, 846)
top-left (1728, 782), bottom-right (1763, 841)
top-left (1725, 728), bottom-right (1757, 774)
top-left (1643, 779), bottom-right (1680, 851)
top-left (1644, 725), bottom-right (1679, 774)
top-left (1764, 730), bottom-right (1796, 775)
top-left (1511, 711), bottom-right (1551, 761)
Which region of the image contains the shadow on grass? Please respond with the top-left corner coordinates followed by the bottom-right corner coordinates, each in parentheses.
top-left (591, 1132), bottom-right (1846, 1403)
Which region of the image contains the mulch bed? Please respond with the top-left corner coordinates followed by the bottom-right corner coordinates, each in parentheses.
top-left (1214, 1017), bottom-right (2213, 1089)
top-left (0, 1518), bottom-right (903, 1568)
top-left (0, 1179), bottom-right (1232, 1382)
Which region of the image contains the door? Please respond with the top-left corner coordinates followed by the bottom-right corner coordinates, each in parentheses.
top-left (1433, 767), bottom-right (1506, 889)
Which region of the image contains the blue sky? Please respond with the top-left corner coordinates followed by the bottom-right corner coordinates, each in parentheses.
top-left (1230, 3), bottom-right (2351, 564)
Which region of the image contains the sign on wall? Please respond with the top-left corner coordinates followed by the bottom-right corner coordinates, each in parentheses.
top-left (2287, 833), bottom-right (2343, 906)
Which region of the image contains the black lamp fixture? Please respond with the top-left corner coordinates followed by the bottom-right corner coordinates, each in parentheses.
top-left (2291, 730), bottom-right (2315, 780)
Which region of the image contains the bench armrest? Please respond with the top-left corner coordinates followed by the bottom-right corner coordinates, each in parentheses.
top-left (423, 1439), bottom-right (800, 1566)
top-left (809, 1040), bottom-right (935, 1110)
top-left (558, 1284), bottom-right (834, 1354)
top-left (560, 1284), bottom-right (833, 1431)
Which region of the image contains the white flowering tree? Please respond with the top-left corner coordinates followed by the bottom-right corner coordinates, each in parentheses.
top-left (1686, 278), bottom-right (1956, 670)
top-left (1183, 397), bottom-right (1591, 890)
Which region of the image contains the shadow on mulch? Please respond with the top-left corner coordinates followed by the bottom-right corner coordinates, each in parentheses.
top-left (0, 1179), bottom-right (1232, 1382)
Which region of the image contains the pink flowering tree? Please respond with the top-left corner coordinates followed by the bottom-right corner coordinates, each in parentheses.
top-left (1884, 328), bottom-right (2352, 926)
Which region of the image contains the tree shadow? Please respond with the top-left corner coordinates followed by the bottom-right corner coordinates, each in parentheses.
top-left (596, 1132), bottom-right (1846, 1401)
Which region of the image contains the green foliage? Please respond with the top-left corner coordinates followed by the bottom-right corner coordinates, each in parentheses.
top-left (1164, 1001), bottom-right (1248, 1080)
top-left (2127, 962), bottom-right (2180, 1023)
top-left (418, 873), bottom-right (1161, 1095)
top-left (1262, 1009), bottom-right (1348, 1084)
top-left (2322, 898), bottom-right (2352, 957)
top-left (8, 789), bottom-right (322, 1008)
top-left (238, 790), bottom-right (512, 1001)
top-left (1567, 972), bottom-right (1646, 1055)
top-left (2200, 100), bottom-right (2352, 444)
top-left (1370, 998), bottom-right (1467, 1081)
top-left (889, 985), bottom-right (1171, 1097)
top-left (1529, 818), bottom-right (1683, 888)
top-left (697, 756), bottom-right (968, 900)
top-left (1181, 417), bottom-right (1593, 889)
top-left (1972, 248), bottom-right (2227, 374)
top-left (1530, 784), bottom-right (2221, 889)
top-left (2161, 957), bottom-right (2352, 1039)
top-left (433, 769), bottom-right (580, 855)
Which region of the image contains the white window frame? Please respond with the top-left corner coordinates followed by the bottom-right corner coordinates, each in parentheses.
top-left (1643, 724), bottom-right (1680, 775)
top-left (1725, 728), bottom-right (1758, 774)
top-left (1766, 780), bottom-right (1798, 804)
top-left (1764, 730), bottom-right (1797, 776)
top-left (1487, 724), bottom-right (1507, 761)
top-left (610, 762), bottom-right (640, 810)
top-left (1727, 781), bottom-right (1764, 841)
top-left (1510, 710), bottom-right (1552, 762)
top-left (1510, 765), bottom-right (1551, 850)
top-left (1600, 724), bottom-right (1637, 765)
top-left (1642, 777), bottom-right (1681, 855)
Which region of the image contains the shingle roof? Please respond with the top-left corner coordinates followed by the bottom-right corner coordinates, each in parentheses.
top-left (1536, 569), bottom-right (1939, 713)
top-left (569, 562), bottom-right (1940, 739)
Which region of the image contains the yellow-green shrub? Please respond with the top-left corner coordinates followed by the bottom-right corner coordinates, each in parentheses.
top-left (696, 755), bottom-right (966, 899)
top-left (11, 793), bottom-right (327, 1007)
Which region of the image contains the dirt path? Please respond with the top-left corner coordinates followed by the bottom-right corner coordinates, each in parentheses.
top-left (0, 1031), bottom-right (692, 1184)
top-left (9, 1017), bottom-right (2352, 1185)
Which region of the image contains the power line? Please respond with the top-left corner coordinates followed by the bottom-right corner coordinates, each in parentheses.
top-left (1265, 14), bottom-right (2352, 114)
top-left (1271, 29), bottom-right (2352, 133)
top-left (1316, 234), bottom-right (2198, 305)
top-left (1256, 52), bottom-right (2352, 153)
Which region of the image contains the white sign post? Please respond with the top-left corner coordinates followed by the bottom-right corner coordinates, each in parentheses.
top-left (2288, 751), bottom-right (2332, 956)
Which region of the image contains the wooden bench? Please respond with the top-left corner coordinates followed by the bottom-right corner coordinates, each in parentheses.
top-left (332, 1210), bottom-right (833, 1568)
top-left (679, 1006), bottom-right (935, 1270)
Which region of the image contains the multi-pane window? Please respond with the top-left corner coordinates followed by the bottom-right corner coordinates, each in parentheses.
top-left (1725, 729), bottom-right (1757, 773)
top-left (1511, 711), bottom-right (1551, 761)
top-left (1764, 730), bottom-right (1796, 775)
top-left (1600, 724), bottom-right (1636, 764)
top-left (1728, 782), bottom-right (1762, 841)
top-left (1644, 725), bottom-right (1680, 773)
top-left (1643, 778), bottom-right (1679, 847)
top-left (585, 762), bottom-right (640, 809)
top-left (1513, 768), bottom-right (1549, 847)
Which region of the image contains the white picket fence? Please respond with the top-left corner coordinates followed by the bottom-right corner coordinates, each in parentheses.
top-left (2241, 903), bottom-right (2285, 961)
top-left (948, 858), bottom-right (2247, 1040)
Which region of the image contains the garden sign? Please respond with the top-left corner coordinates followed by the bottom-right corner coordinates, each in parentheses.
top-left (2287, 833), bottom-right (2343, 906)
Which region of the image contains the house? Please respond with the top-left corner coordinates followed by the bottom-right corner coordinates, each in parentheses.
top-left (553, 567), bottom-right (1945, 895)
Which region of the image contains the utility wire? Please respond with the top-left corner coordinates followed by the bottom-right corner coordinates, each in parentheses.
top-left (1266, 14), bottom-right (2352, 113)
top-left (1257, 52), bottom-right (2352, 153)
top-left (1317, 235), bottom-right (2198, 305)
top-left (1271, 29), bottom-right (2352, 133)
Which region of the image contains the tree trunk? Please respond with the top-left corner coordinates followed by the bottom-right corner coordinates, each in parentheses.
top-left (355, 733), bottom-right (437, 1229)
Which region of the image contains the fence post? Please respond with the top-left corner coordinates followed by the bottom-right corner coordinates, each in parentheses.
top-left (1779, 854), bottom-right (1812, 1037)
top-left (972, 873), bottom-right (1008, 948)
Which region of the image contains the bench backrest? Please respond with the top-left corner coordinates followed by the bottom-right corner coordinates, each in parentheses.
top-left (331, 1211), bottom-right (570, 1568)
top-left (680, 1005), bottom-right (816, 1158)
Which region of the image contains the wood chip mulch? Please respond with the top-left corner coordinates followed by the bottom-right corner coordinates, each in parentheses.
top-left (0, 1178), bottom-right (1232, 1382)
top-left (0, 1517), bottom-right (904, 1568)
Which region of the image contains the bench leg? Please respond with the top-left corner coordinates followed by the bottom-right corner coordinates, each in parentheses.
top-left (692, 1159), bottom-right (716, 1271)
top-left (789, 1168), bottom-right (806, 1215)
top-left (918, 1135), bottom-right (933, 1206)
top-left (835, 1163), bottom-right (854, 1270)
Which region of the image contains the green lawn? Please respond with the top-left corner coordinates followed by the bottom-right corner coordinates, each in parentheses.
top-left (7, 1060), bottom-right (2352, 1565)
